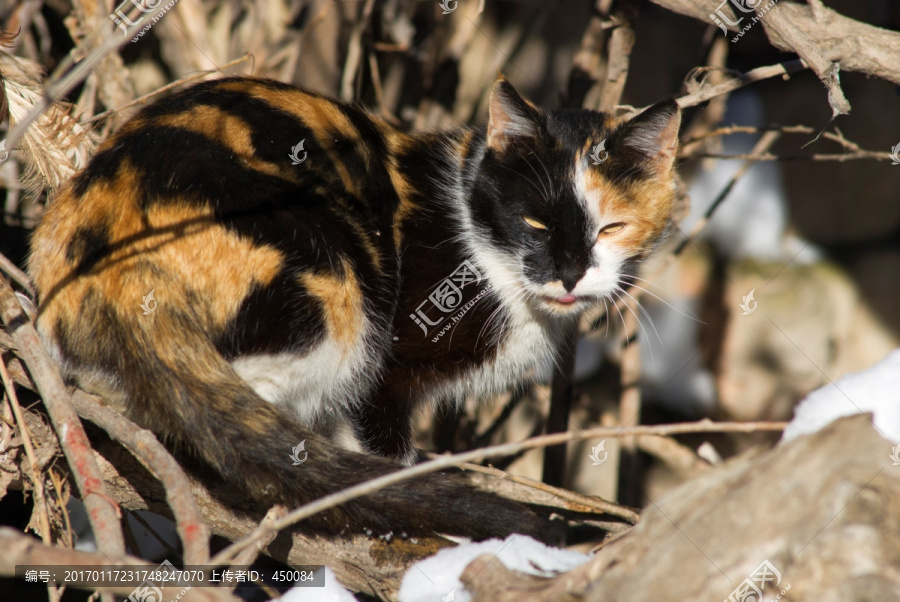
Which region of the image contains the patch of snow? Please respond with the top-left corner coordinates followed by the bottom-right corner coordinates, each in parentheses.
top-left (683, 90), bottom-right (820, 263)
top-left (397, 534), bottom-right (589, 602)
top-left (781, 348), bottom-right (900, 444)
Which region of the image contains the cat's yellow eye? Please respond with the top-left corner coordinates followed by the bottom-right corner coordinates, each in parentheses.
top-left (598, 222), bottom-right (626, 237)
top-left (523, 216), bottom-right (548, 230)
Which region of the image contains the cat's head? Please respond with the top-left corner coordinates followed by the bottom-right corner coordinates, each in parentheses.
top-left (466, 76), bottom-right (681, 317)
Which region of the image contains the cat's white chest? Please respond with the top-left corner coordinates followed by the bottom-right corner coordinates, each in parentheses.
top-left (433, 310), bottom-right (557, 406)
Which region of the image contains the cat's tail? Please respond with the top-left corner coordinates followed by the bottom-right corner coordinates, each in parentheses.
top-left (43, 296), bottom-right (547, 541)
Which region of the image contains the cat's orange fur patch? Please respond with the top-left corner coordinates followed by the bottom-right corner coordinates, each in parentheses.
top-left (154, 107), bottom-right (297, 183)
top-left (581, 158), bottom-right (674, 255)
top-left (142, 201), bottom-right (284, 329)
top-left (300, 260), bottom-right (365, 348)
top-left (223, 80), bottom-right (367, 200)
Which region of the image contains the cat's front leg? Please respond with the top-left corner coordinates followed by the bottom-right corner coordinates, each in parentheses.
top-left (350, 386), bottom-right (418, 465)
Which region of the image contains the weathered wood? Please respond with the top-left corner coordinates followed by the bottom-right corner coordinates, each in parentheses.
top-left (464, 415), bottom-right (900, 600)
top-left (648, 0), bottom-right (900, 85)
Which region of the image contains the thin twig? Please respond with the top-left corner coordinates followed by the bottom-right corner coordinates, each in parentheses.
top-left (48, 468), bottom-right (74, 549)
top-left (3, 0), bottom-right (187, 156)
top-left (209, 418), bottom-right (787, 565)
top-left (680, 123), bottom-right (864, 149)
top-left (448, 459), bottom-right (639, 523)
top-left (617, 302), bottom-right (642, 507)
top-left (622, 59), bottom-right (807, 119)
top-left (673, 130), bottom-right (782, 256)
top-left (0, 358), bottom-right (53, 545)
top-left (0, 277), bottom-right (125, 559)
top-left (340, 0), bottom-right (376, 102)
top-left (679, 38), bottom-right (730, 158)
top-left (589, 525), bottom-right (632, 553)
top-left (86, 53), bottom-right (253, 125)
top-left (0, 253), bottom-right (35, 297)
top-left (688, 150), bottom-right (891, 162)
top-left (228, 506), bottom-right (286, 566)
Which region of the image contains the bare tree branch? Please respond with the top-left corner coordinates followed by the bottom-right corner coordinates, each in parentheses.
top-left (648, 0), bottom-right (900, 85)
top-left (0, 277), bottom-right (125, 559)
top-left (69, 391), bottom-right (211, 565)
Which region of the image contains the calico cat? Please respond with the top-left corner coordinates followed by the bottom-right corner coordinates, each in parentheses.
top-left (28, 75), bottom-right (680, 540)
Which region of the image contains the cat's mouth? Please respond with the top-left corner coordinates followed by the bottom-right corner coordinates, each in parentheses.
top-left (541, 293), bottom-right (595, 309)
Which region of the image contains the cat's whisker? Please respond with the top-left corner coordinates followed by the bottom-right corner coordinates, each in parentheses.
top-left (527, 149), bottom-right (554, 202)
top-left (614, 284), bottom-right (663, 346)
top-left (619, 273), bottom-right (671, 291)
top-left (614, 287), bottom-right (657, 373)
top-left (610, 290), bottom-right (630, 347)
top-left (495, 163), bottom-right (549, 203)
top-left (619, 276), bottom-right (706, 325)
top-left (602, 297), bottom-right (610, 338)
top-left (517, 149), bottom-right (551, 202)
top-left (476, 301), bottom-right (508, 347)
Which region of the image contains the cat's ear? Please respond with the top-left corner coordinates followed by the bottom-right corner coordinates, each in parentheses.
top-left (487, 76), bottom-right (540, 152)
top-left (619, 99), bottom-right (681, 177)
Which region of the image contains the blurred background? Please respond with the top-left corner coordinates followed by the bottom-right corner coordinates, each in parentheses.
top-left (1, 0), bottom-right (899, 540)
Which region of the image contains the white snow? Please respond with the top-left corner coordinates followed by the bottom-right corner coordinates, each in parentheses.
top-left (682, 91), bottom-right (819, 264)
top-left (781, 348), bottom-right (900, 444)
top-left (397, 534), bottom-right (589, 602)
top-left (276, 567), bottom-right (357, 602)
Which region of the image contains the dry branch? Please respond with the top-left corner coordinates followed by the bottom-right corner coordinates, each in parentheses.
top-left (69, 391), bottom-right (210, 565)
top-left (752, 1), bottom-right (850, 119)
top-left (87, 433), bottom-right (453, 598)
top-left (648, 0), bottom-right (900, 85)
top-left (210, 418), bottom-right (787, 570)
top-left (444, 459), bottom-right (640, 523)
top-left (617, 303), bottom-right (642, 507)
top-left (3, 0), bottom-right (193, 158)
top-left (463, 416), bottom-right (900, 600)
top-left (0, 277), bottom-right (126, 559)
top-left (0, 252), bottom-right (34, 296)
top-left (597, 0), bottom-right (640, 111)
top-left (1, 357), bottom-right (52, 544)
top-left (623, 58), bottom-right (807, 119)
